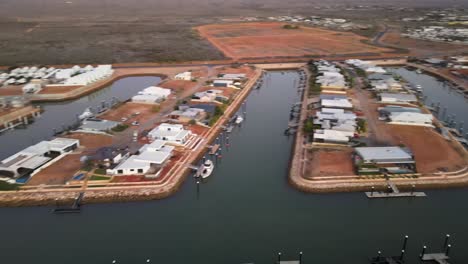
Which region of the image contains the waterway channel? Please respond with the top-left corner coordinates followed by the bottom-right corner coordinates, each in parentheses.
top-left (387, 67), bottom-right (468, 136)
top-left (0, 76), bottom-right (162, 160)
top-left (0, 71), bottom-right (468, 264)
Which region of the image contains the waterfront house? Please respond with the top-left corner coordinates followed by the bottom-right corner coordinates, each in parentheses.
top-left (354, 147), bottom-right (416, 175)
top-left (132, 86), bottom-right (171, 104)
top-left (107, 140), bottom-right (174, 176)
top-left (313, 129), bottom-right (354, 144)
top-left (388, 112), bottom-right (433, 127)
top-left (0, 138), bottom-right (80, 179)
top-left (79, 118), bottom-right (121, 132)
top-left (174, 71), bottom-right (192, 81)
top-left (148, 123), bottom-right (191, 145)
top-left (321, 98), bottom-right (353, 109)
top-left (213, 80), bottom-right (234, 88)
top-left (169, 108), bottom-right (206, 123)
top-left (379, 93), bottom-right (418, 104)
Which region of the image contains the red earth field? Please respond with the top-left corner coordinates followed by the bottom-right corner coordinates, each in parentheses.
top-left (197, 22), bottom-right (394, 60)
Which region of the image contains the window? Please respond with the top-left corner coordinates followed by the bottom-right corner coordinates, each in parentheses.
top-left (138, 169), bottom-right (143, 173)
top-left (117, 170), bottom-right (123, 174)
top-left (130, 169), bottom-right (135, 172)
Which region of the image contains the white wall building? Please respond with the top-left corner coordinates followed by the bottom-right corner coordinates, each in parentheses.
top-left (107, 140), bottom-right (174, 176)
top-left (389, 112), bottom-right (433, 126)
top-left (132, 86), bottom-right (171, 104)
top-left (148, 123), bottom-right (191, 145)
top-left (321, 98), bottom-right (353, 109)
top-left (0, 138), bottom-right (80, 179)
top-left (174, 72), bottom-right (192, 81)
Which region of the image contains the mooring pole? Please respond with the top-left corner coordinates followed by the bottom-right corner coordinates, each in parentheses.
top-left (420, 246), bottom-right (427, 259)
top-left (402, 235), bottom-right (409, 251)
top-left (443, 234), bottom-right (450, 250)
top-left (371, 186), bottom-right (374, 196)
top-left (446, 244), bottom-right (451, 256)
top-left (299, 252), bottom-right (303, 264)
top-left (400, 250), bottom-right (405, 260)
top-left (277, 252), bottom-right (281, 263)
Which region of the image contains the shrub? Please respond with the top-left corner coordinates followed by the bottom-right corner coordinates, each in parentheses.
top-left (112, 124), bottom-right (129, 132)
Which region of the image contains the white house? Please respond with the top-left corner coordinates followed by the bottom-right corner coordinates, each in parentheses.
top-left (0, 138), bottom-right (80, 179)
top-left (174, 72), bottom-right (192, 81)
top-left (321, 98), bottom-right (353, 109)
top-left (132, 86), bottom-right (171, 104)
top-left (313, 129), bottom-right (354, 144)
top-left (107, 140), bottom-right (174, 176)
top-left (389, 112), bottom-right (433, 126)
top-left (213, 80), bottom-right (234, 87)
top-left (148, 123), bottom-right (191, 145)
top-left (379, 93), bottom-right (418, 104)
top-left (22, 83), bottom-right (42, 94)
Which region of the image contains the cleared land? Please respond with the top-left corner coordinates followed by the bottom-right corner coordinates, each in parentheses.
top-left (305, 148), bottom-right (355, 178)
top-left (197, 22), bottom-right (395, 60)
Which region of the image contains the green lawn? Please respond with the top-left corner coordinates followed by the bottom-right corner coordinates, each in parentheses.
top-left (89, 175), bottom-right (111, 181)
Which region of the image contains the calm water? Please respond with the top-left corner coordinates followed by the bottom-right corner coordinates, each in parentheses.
top-left (0, 72), bottom-right (468, 264)
top-left (387, 68), bottom-right (468, 134)
top-left (0, 76), bottom-right (161, 160)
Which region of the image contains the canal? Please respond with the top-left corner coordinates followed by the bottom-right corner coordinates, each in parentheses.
top-left (0, 76), bottom-right (162, 160)
top-left (0, 71), bottom-right (468, 264)
top-left (387, 67), bottom-right (468, 135)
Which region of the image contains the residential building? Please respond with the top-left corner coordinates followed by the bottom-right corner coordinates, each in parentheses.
top-left (107, 140), bottom-right (174, 176)
top-left (213, 80), bottom-right (234, 87)
top-left (0, 138), bottom-right (80, 178)
top-left (169, 108), bottom-right (206, 123)
top-left (132, 86), bottom-right (171, 104)
top-left (388, 112), bottom-right (433, 126)
top-left (174, 71), bottom-right (192, 81)
top-left (354, 147), bottom-right (416, 174)
top-left (379, 93), bottom-right (418, 104)
top-left (148, 123), bottom-right (191, 145)
top-left (313, 129), bottom-right (354, 144)
top-left (321, 98), bottom-right (353, 109)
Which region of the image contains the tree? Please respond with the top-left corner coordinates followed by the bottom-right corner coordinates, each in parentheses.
top-left (303, 120), bottom-right (314, 133)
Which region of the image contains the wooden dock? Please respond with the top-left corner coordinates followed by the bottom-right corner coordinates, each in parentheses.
top-left (421, 253), bottom-right (450, 264)
top-left (366, 182), bottom-right (426, 198)
top-left (209, 144), bottom-right (220, 155)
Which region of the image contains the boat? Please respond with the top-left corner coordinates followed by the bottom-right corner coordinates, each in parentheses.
top-left (235, 115), bottom-right (244, 124)
top-left (416, 69), bottom-right (423, 74)
top-left (200, 159), bottom-right (214, 179)
top-left (78, 107), bottom-right (94, 120)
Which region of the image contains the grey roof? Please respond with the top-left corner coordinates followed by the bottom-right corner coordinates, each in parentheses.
top-left (379, 106), bottom-right (422, 114)
top-left (380, 93), bottom-right (417, 102)
top-left (355, 147), bottom-right (414, 164)
top-left (80, 119), bottom-right (121, 131)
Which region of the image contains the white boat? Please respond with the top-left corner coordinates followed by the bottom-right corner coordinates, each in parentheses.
top-left (200, 160), bottom-right (214, 179)
top-left (78, 107), bottom-right (94, 120)
top-left (235, 115), bottom-right (244, 124)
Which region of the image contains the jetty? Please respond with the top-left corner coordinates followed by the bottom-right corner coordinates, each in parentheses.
top-left (209, 144), bottom-right (220, 155)
top-left (365, 182), bottom-right (426, 198)
top-left (420, 234), bottom-right (453, 264)
top-left (53, 192), bottom-right (84, 214)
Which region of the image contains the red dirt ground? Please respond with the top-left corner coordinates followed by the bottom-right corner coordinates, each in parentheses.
top-left (0, 86), bottom-right (22, 96)
top-left (198, 22), bottom-right (394, 60)
top-left (385, 125), bottom-right (466, 173)
top-left (98, 102), bottom-right (155, 125)
top-left (305, 148), bottom-right (355, 178)
top-left (159, 80), bottom-right (198, 94)
top-left (39, 85), bottom-right (81, 94)
top-left (27, 154), bottom-right (83, 186)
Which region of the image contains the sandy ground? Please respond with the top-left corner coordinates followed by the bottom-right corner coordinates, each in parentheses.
top-left (0, 86), bottom-right (23, 96)
top-left (39, 85), bottom-right (81, 94)
top-left (379, 28), bottom-right (468, 57)
top-left (386, 125), bottom-right (466, 173)
top-left (305, 148), bottom-right (355, 178)
top-left (159, 80), bottom-right (198, 95)
top-left (27, 133), bottom-right (114, 186)
top-left (27, 154), bottom-right (83, 186)
top-left (99, 102), bottom-right (155, 125)
top-left (198, 22), bottom-right (394, 60)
